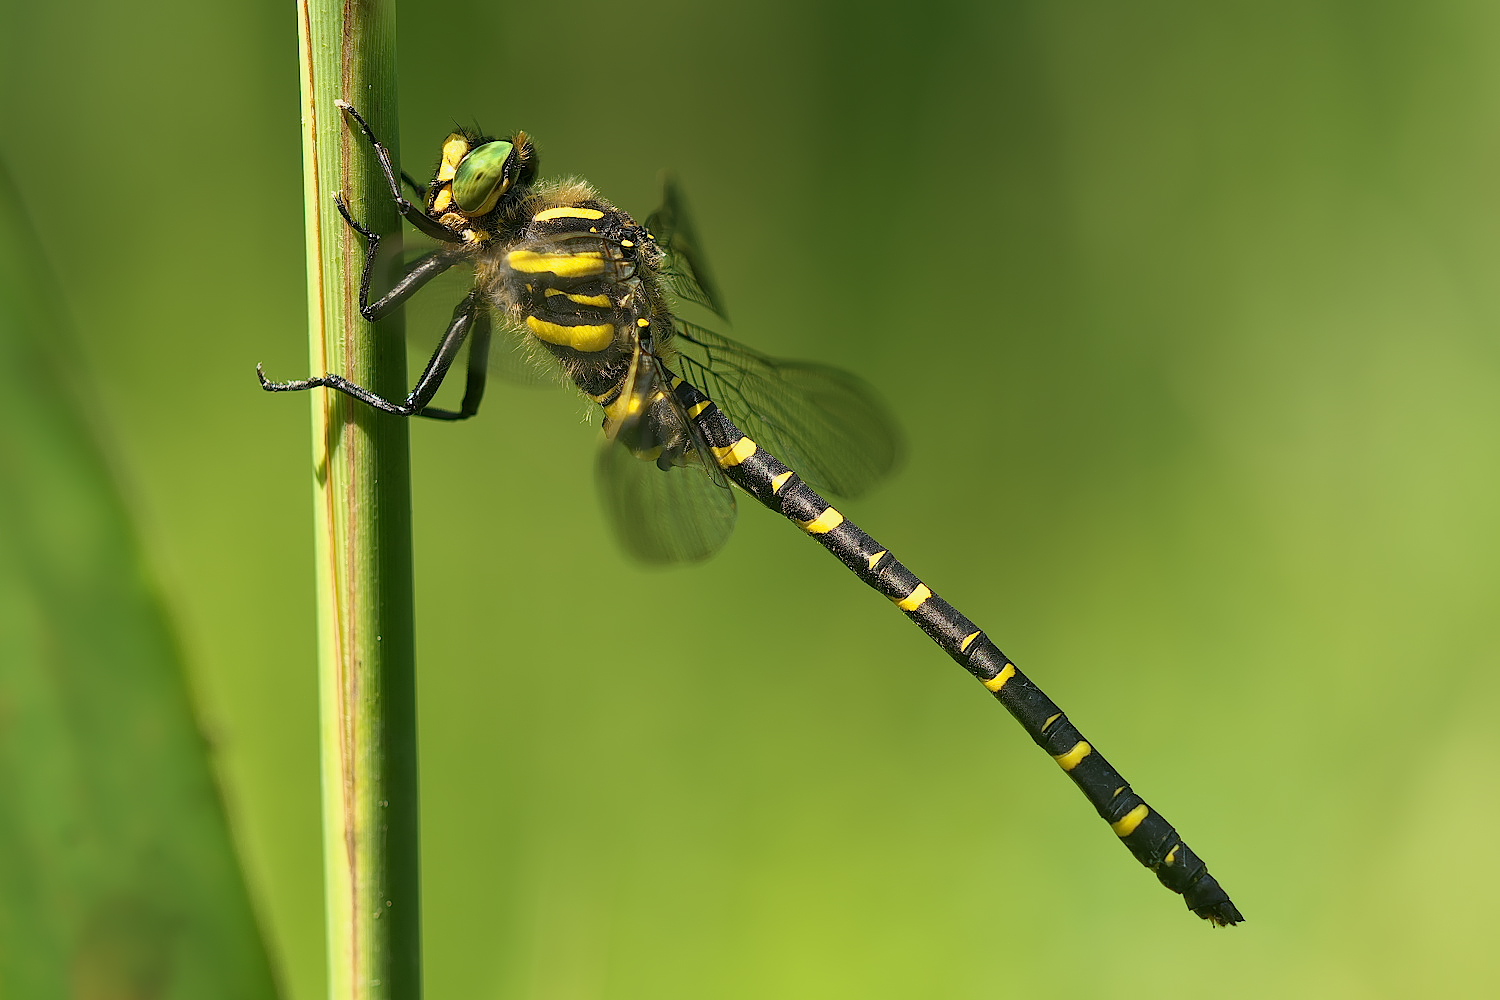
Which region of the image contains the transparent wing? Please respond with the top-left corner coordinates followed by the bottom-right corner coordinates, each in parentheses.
top-left (673, 322), bottom-right (901, 499)
top-left (645, 176), bottom-right (728, 321)
top-left (596, 349), bottom-right (737, 564)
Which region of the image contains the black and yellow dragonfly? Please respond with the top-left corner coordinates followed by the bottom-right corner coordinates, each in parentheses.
top-left (260, 101), bottom-right (1243, 926)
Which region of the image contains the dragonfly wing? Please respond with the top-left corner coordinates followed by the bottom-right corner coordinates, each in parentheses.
top-left (596, 349), bottom-right (737, 563)
top-left (645, 175), bottom-right (729, 321)
top-left (674, 322), bottom-right (901, 499)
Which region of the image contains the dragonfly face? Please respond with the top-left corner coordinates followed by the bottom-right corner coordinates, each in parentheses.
top-left (258, 102), bottom-right (1242, 925)
top-left (424, 129), bottom-right (537, 236)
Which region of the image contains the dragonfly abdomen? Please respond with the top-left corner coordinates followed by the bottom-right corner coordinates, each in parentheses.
top-left (668, 373), bottom-right (1244, 927)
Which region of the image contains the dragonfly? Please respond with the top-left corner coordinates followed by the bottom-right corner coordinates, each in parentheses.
top-left (260, 101), bottom-right (1243, 925)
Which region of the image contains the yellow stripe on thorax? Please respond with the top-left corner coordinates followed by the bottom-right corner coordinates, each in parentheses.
top-left (533, 206), bottom-right (606, 222)
top-left (544, 287), bottom-right (613, 308)
top-left (507, 249), bottom-right (606, 278)
top-left (525, 315), bottom-right (615, 352)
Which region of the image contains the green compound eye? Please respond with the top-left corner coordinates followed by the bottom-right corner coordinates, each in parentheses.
top-left (452, 140), bottom-right (516, 215)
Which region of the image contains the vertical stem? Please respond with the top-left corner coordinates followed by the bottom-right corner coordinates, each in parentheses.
top-left (296, 2), bottom-right (421, 998)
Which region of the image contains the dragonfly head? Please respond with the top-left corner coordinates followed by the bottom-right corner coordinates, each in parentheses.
top-left (428, 129), bottom-right (538, 231)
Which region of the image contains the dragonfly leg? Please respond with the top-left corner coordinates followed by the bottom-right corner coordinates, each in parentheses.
top-left (334, 194), bottom-right (457, 322)
top-left (335, 100), bottom-right (462, 244)
top-left (258, 292), bottom-right (484, 420)
top-left (417, 308), bottom-right (490, 421)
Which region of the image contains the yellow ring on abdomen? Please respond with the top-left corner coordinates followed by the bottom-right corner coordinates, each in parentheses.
top-left (1111, 805), bottom-right (1150, 837)
top-left (798, 508), bottom-right (845, 534)
top-left (710, 437), bottom-right (757, 467)
top-left (1053, 741), bottom-right (1092, 771)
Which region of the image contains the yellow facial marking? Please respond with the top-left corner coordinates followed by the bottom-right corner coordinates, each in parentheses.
top-left (687, 400), bottom-right (711, 418)
top-left (506, 249), bottom-right (606, 278)
top-left (894, 583), bottom-right (931, 612)
top-left (432, 187), bottom-right (453, 212)
top-left (438, 135), bottom-right (469, 181)
top-left (867, 550), bottom-right (886, 570)
top-left (1041, 713), bottom-right (1062, 732)
top-left (798, 508), bottom-right (844, 534)
top-left (1111, 805), bottom-right (1150, 837)
top-left (534, 205), bottom-right (606, 222)
top-left (771, 470), bottom-right (794, 493)
top-left (1053, 741), bottom-right (1092, 771)
top-left (525, 315), bottom-right (615, 352)
top-left (710, 437), bottom-right (757, 467)
top-left (982, 663), bottom-right (1016, 692)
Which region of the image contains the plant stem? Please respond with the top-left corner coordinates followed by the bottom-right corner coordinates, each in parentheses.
top-left (295, 2), bottom-right (420, 997)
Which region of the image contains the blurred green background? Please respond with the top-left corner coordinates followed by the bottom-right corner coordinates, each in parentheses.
top-left (3, 0), bottom-right (1498, 997)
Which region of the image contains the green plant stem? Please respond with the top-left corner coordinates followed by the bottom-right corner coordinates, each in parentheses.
top-left (296, 2), bottom-right (420, 997)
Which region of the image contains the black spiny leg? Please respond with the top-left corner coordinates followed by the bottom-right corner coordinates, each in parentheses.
top-left (259, 292), bottom-right (486, 420)
top-left (419, 308), bottom-right (491, 421)
top-left (334, 193), bottom-right (456, 321)
top-left (257, 193), bottom-right (469, 411)
top-left (335, 100), bottom-right (463, 245)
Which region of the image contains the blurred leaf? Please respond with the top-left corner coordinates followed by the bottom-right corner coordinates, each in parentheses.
top-left (0, 165), bottom-right (280, 997)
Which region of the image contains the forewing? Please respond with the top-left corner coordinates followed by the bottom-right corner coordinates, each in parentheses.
top-left (596, 351), bottom-right (737, 563)
top-left (674, 322), bottom-right (901, 499)
top-left (645, 175), bottom-right (729, 321)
